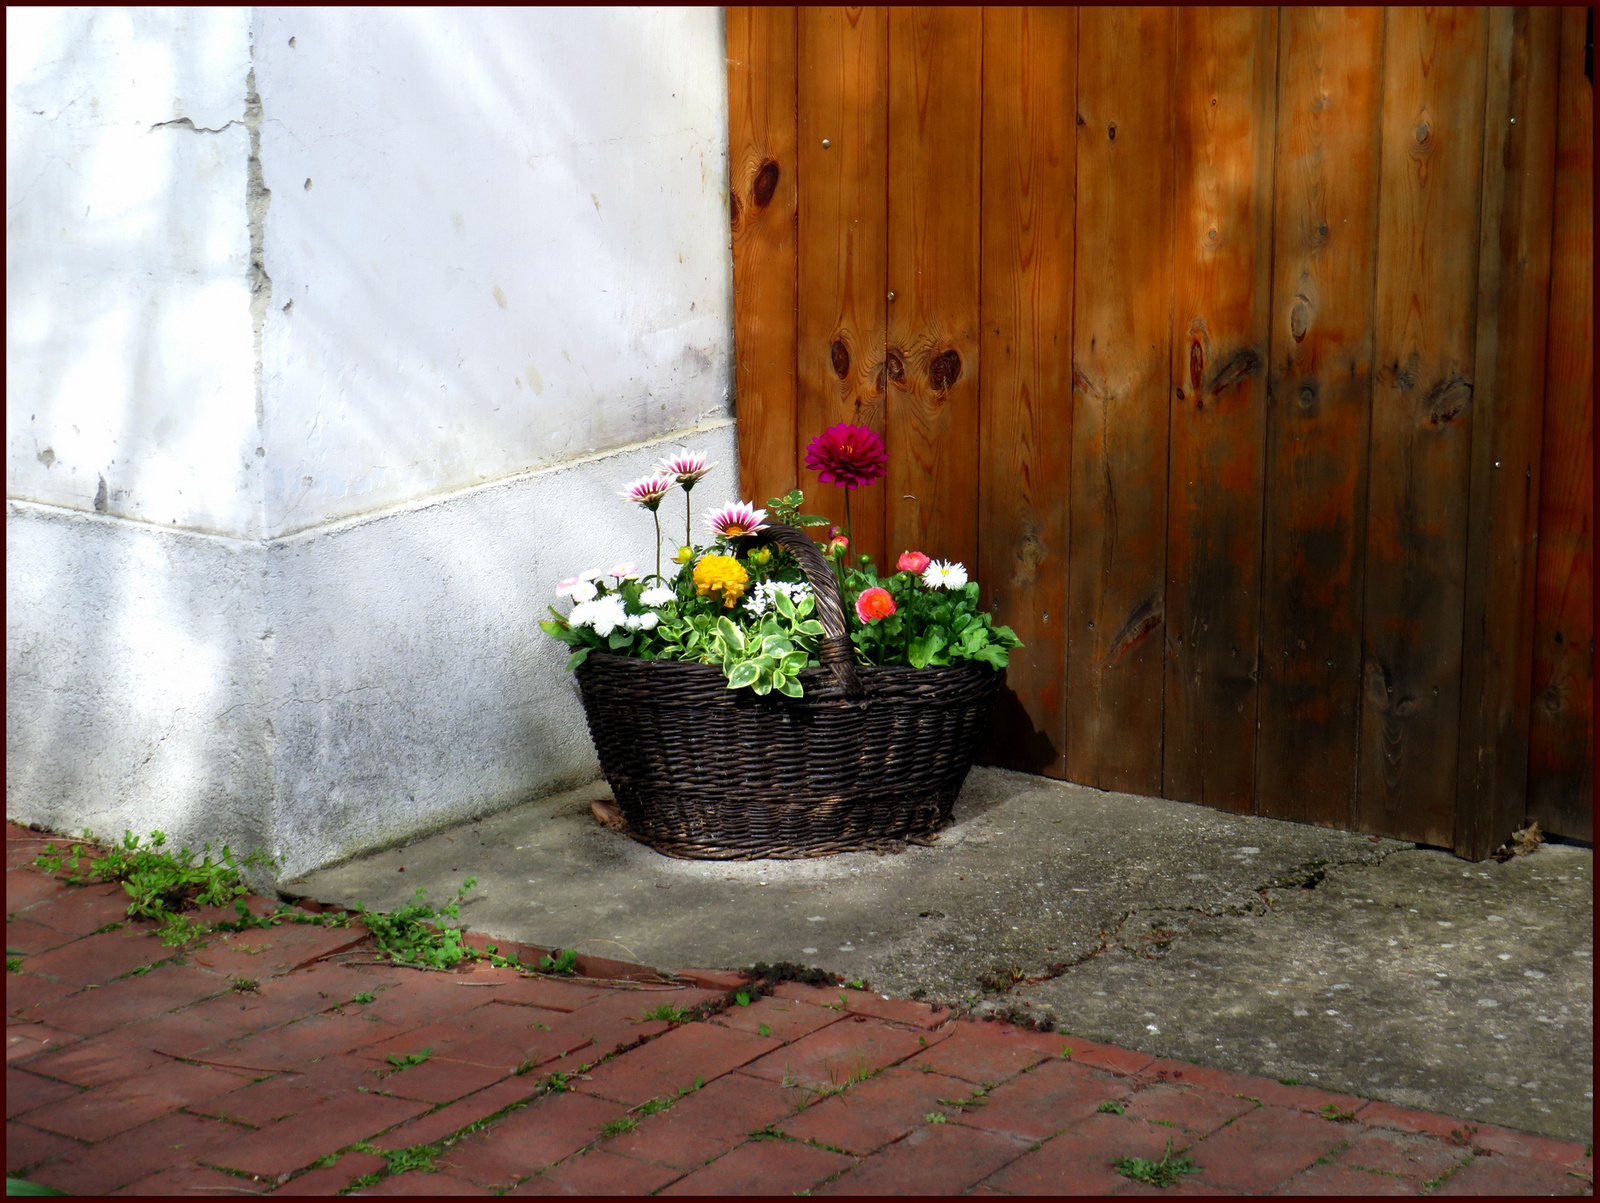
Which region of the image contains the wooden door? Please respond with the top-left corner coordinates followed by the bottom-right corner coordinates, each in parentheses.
top-left (727, 6), bottom-right (1590, 857)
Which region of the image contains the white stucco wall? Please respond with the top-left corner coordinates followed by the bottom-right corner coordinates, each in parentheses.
top-left (253, 8), bottom-right (732, 535)
top-left (6, 7), bottom-right (263, 537)
top-left (7, 7), bottom-right (737, 873)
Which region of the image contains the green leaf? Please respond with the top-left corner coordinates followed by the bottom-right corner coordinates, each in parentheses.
top-left (774, 589), bottom-right (796, 620)
top-left (775, 676), bottom-right (803, 698)
top-left (780, 651), bottom-right (809, 674)
top-left (761, 635), bottom-right (793, 658)
top-left (796, 620), bottom-right (826, 637)
top-left (567, 648), bottom-right (590, 670)
top-left (607, 631), bottom-right (631, 650)
top-left (727, 662), bottom-right (761, 690)
top-left (716, 617), bottom-right (746, 652)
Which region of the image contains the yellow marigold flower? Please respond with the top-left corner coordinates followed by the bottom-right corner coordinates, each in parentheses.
top-left (692, 554), bottom-right (749, 608)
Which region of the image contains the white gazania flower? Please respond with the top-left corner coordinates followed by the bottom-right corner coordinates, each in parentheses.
top-left (625, 610), bottom-right (660, 631)
top-left (658, 451), bottom-right (712, 488)
top-left (609, 561), bottom-right (640, 580)
top-left (705, 500), bottom-right (768, 540)
top-left (558, 577), bottom-right (599, 604)
top-left (619, 474), bottom-right (677, 511)
top-left (921, 560), bottom-right (968, 590)
top-left (640, 585), bottom-right (675, 607)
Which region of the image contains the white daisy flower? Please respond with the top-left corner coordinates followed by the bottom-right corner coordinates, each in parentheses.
top-left (559, 578), bottom-right (598, 604)
top-left (609, 561), bottom-right (641, 580)
top-left (586, 595), bottom-right (628, 637)
top-left (640, 586), bottom-right (675, 607)
top-left (625, 611), bottom-right (660, 631)
top-left (922, 560), bottom-right (968, 590)
top-left (567, 600), bottom-right (598, 628)
top-left (743, 579), bottom-right (814, 616)
top-left (578, 568), bottom-right (607, 582)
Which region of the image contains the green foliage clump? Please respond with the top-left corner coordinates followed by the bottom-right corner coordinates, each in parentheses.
top-left (1113, 1139), bottom-right (1200, 1188)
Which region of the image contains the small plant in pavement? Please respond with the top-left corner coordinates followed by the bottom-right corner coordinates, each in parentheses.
top-left (1113, 1138), bottom-right (1200, 1188)
top-left (1098, 1100), bottom-right (1126, 1115)
top-left (384, 1048), bottom-right (431, 1071)
top-left (642, 1002), bottom-right (692, 1023)
top-left (538, 947), bottom-right (579, 975)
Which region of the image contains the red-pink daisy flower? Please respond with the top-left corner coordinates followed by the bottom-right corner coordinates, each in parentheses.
top-left (805, 423), bottom-right (888, 491)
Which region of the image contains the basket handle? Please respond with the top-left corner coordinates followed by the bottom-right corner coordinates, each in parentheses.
top-left (751, 521), bottom-right (863, 697)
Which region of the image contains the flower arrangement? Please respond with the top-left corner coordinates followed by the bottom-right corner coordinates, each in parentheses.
top-left (539, 427), bottom-right (1022, 695)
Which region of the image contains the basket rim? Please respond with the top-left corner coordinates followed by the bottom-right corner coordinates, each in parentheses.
top-left (578, 648), bottom-right (1003, 682)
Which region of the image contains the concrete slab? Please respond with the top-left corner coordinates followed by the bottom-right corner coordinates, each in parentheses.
top-left (286, 767), bottom-right (1593, 1143)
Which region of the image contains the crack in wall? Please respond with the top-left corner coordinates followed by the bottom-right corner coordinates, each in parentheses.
top-left (244, 63), bottom-right (272, 439)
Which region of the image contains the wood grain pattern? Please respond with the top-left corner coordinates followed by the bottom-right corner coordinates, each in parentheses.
top-left (728, 8), bottom-right (800, 515)
top-left (1528, 5), bottom-right (1594, 843)
top-left (1356, 7), bottom-right (1489, 847)
top-left (797, 6), bottom-right (889, 564)
top-left (977, 6), bottom-right (1076, 777)
top-left (1456, 6), bottom-right (1562, 861)
top-left (1255, 7), bottom-right (1386, 828)
top-left (1066, 6), bottom-right (1176, 794)
top-left (886, 6), bottom-right (983, 573)
top-left (1163, 7), bottom-right (1278, 812)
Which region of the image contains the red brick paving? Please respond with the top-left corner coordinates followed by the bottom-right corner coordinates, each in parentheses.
top-left (658, 1137), bottom-right (854, 1195)
top-left (5, 821), bottom-right (1590, 1196)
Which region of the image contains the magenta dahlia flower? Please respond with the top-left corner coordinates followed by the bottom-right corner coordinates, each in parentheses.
top-left (805, 423), bottom-right (888, 491)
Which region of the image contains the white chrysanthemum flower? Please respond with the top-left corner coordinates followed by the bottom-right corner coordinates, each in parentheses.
top-left (567, 600), bottom-right (598, 628)
top-left (922, 560), bottom-right (968, 590)
top-left (640, 585), bottom-right (675, 607)
top-left (559, 578), bottom-right (598, 604)
top-left (586, 595), bottom-right (628, 637)
top-left (625, 611), bottom-right (659, 631)
top-left (743, 579), bottom-right (814, 616)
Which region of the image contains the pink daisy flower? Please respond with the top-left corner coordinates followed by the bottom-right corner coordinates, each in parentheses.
top-left (619, 474), bottom-right (677, 511)
top-left (705, 501), bottom-right (768, 540)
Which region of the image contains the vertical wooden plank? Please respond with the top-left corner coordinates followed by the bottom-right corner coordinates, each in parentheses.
top-left (1163, 7), bottom-right (1278, 812)
top-left (1257, 8), bottom-right (1386, 828)
top-left (977, 7), bottom-right (1076, 777)
top-left (1528, 5), bottom-right (1594, 842)
top-left (1457, 7), bottom-right (1563, 860)
top-left (728, 8), bottom-right (800, 513)
top-left (797, 6), bottom-right (889, 564)
top-left (885, 6), bottom-right (983, 573)
top-left (1067, 7), bottom-right (1176, 794)
top-left (1355, 8), bottom-right (1490, 847)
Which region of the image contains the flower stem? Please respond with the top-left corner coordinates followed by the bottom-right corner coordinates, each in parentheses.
top-left (843, 488), bottom-right (855, 568)
top-left (684, 483), bottom-right (693, 554)
top-left (653, 510), bottom-right (662, 581)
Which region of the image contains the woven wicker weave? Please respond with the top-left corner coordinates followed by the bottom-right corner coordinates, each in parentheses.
top-left (573, 521), bottom-right (1004, 859)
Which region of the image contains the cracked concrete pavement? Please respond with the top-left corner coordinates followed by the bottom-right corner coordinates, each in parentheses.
top-left (287, 767), bottom-right (1594, 1143)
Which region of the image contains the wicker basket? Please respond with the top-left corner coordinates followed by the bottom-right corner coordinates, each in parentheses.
top-left (573, 522), bottom-right (1004, 859)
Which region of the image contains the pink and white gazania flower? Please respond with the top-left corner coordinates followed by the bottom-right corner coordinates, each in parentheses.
top-left (705, 501), bottom-right (768, 540)
top-left (921, 559), bottom-right (968, 590)
top-left (658, 451), bottom-right (712, 489)
top-left (557, 576), bottom-right (599, 604)
top-left (609, 561), bottom-right (640, 580)
top-left (619, 474), bottom-right (677, 511)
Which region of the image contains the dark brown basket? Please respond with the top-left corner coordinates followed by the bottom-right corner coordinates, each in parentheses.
top-left (572, 522), bottom-right (1004, 859)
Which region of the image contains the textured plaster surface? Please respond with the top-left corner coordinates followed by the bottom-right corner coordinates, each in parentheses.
top-left (266, 421), bottom-right (739, 877)
top-left (252, 7), bottom-right (733, 535)
top-left (291, 767), bottom-right (1594, 1142)
top-left (5, 500), bottom-right (273, 858)
top-left (7, 8), bottom-right (262, 536)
